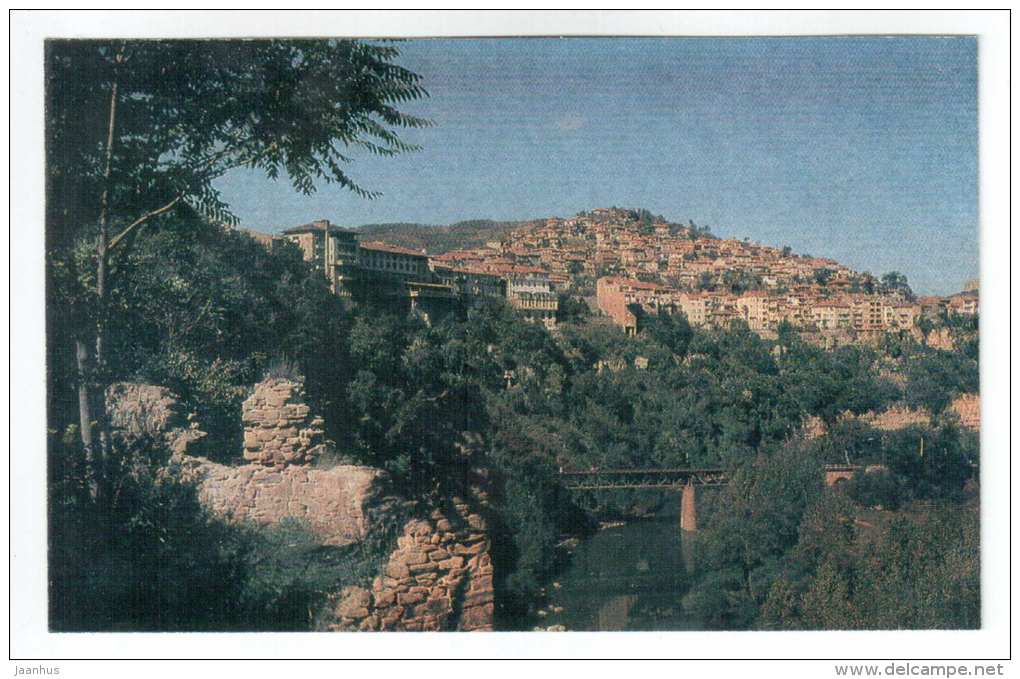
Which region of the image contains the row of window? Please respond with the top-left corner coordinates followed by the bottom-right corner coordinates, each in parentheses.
top-left (363, 254), bottom-right (425, 274)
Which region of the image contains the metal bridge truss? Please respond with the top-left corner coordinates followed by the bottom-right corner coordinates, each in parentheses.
top-left (559, 464), bottom-right (861, 491)
top-left (558, 468), bottom-right (729, 491)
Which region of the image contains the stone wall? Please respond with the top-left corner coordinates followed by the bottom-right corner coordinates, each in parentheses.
top-left (178, 376), bottom-right (495, 632)
top-left (241, 378), bottom-right (327, 466)
top-left (802, 405), bottom-right (933, 440)
top-left (325, 499), bottom-right (494, 632)
top-left (181, 458), bottom-right (400, 546)
top-left (802, 395), bottom-right (980, 455)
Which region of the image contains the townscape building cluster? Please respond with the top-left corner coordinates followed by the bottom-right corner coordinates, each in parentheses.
top-left (245, 208), bottom-right (977, 339)
top-left (246, 219), bottom-right (557, 326)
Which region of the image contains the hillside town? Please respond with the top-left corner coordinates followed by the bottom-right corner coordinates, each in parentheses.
top-left (245, 207), bottom-right (977, 343)
top-left (37, 32), bottom-right (987, 645)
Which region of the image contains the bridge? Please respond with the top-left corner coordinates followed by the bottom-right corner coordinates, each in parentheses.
top-left (558, 467), bottom-right (728, 491)
top-left (558, 465), bottom-right (861, 532)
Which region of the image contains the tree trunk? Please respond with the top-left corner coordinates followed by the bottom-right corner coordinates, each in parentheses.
top-left (75, 336), bottom-right (109, 502)
top-left (76, 76), bottom-right (118, 501)
top-left (75, 337), bottom-right (95, 463)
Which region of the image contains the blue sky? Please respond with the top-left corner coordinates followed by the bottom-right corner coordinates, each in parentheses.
top-left (216, 37), bottom-right (978, 296)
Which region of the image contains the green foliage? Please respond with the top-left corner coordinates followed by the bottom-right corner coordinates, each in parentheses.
top-left (683, 444), bottom-right (824, 629)
top-left (880, 423), bottom-right (977, 502)
top-left (238, 517), bottom-right (399, 631)
top-left (845, 468), bottom-right (906, 511)
top-left (486, 436), bottom-right (577, 622)
top-left (902, 350), bottom-right (979, 414)
top-left (49, 436), bottom-right (250, 630)
top-left (779, 342), bottom-right (901, 425)
top-left (643, 312), bottom-right (694, 357)
top-left (263, 358), bottom-right (303, 381)
top-left (808, 418), bottom-right (884, 465)
top-left (760, 503), bottom-right (979, 630)
top-left (46, 39), bottom-right (430, 248)
top-left (48, 218), bottom-right (353, 459)
top-left (48, 433), bottom-right (398, 631)
top-left (686, 418), bottom-right (979, 631)
top-left (813, 268), bottom-right (835, 286)
top-left (880, 271), bottom-right (913, 299)
top-left (806, 419), bottom-right (975, 502)
top-left (557, 294), bottom-right (591, 323)
top-left (723, 268), bottom-right (763, 294)
top-left (46, 201), bottom-right (978, 634)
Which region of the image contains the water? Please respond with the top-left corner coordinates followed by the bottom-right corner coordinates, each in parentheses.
top-left (532, 517), bottom-right (702, 631)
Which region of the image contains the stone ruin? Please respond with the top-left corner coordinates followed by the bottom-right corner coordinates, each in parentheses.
top-left (105, 382), bottom-right (209, 456)
top-left (117, 375), bottom-right (497, 632)
top-left (241, 378), bottom-right (328, 466)
top-left (182, 458), bottom-right (400, 546)
top-left (327, 500), bottom-right (494, 632)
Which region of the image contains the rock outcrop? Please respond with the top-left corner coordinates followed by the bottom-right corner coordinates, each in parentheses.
top-left (802, 394), bottom-right (980, 440)
top-left (325, 500), bottom-right (494, 632)
top-left (950, 393), bottom-right (980, 431)
top-left (924, 327), bottom-right (956, 351)
top-left (241, 378), bottom-right (328, 466)
top-left (859, 405), bottom-right (932, 431)
top-left (105, 382), bottom-right (208, 456)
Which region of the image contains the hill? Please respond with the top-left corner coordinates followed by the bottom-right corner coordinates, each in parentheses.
top-left (355, 219), bottom-right (523, 254)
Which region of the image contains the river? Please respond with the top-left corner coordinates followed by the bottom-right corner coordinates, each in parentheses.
top-left (529, 515), bottom-right (702, 631)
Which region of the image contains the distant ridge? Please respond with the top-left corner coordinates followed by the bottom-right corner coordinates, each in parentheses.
top-left (354, 219), bottom-right (524, 254)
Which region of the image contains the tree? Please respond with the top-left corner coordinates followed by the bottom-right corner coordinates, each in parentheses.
top-left (46, 39), bottom-right (430, 497)
top-left (880, 271), bottom-right (913, 299)
top-left (556, 293), bottom-right (591, 323)
top-left (698, 271), bottom-right (716, 291)
top-left (684, 443), bottom-right (824, 629)
top-left (723, 268), bottom-right (762, 295)
top-left (813, 268), bottom-right (835, 286)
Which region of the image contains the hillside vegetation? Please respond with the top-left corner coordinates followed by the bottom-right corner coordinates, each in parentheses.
top-left (48, 216), bottom-right (979, 631)
top-left (355, 219), bottom-right (523, 253)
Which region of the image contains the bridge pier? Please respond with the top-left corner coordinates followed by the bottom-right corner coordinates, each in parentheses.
top-left (680, 479), bottom-right (697, 533)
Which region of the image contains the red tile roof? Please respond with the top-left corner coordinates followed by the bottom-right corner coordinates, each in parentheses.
top-left (360, 241), bottom-right (428, 258)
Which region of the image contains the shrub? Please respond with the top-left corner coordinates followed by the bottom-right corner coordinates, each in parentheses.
top-left (49, 437), bottom-right (250, 630)
top-left (262, 358), bottom-right (303, 382)
top-left (845, 468), bottom-right (905, 510)
top-left (237, 517), bottom-right (399, 631)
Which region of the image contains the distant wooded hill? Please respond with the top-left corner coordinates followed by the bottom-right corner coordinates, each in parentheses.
top-left (354, 219), bottom-right (523, 253)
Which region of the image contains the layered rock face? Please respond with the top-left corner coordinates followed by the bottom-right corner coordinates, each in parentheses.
top-left (327, 500), bottom-right (494, 632)
top-left (105, 382), bottom-right (208, 456)
top-left (241, 378), bottom-right (327, 466)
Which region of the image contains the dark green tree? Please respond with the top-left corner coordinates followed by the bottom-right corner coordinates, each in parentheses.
top-left (879, 271), bottom-right (913, 299)
top-left (813, 268), bottom-right (835, 286)
top-left (46, 39), bottom-right (430, 496)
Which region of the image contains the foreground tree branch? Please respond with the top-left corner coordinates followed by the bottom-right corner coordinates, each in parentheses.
top-left (47, 38), bottom-right (431, 494)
